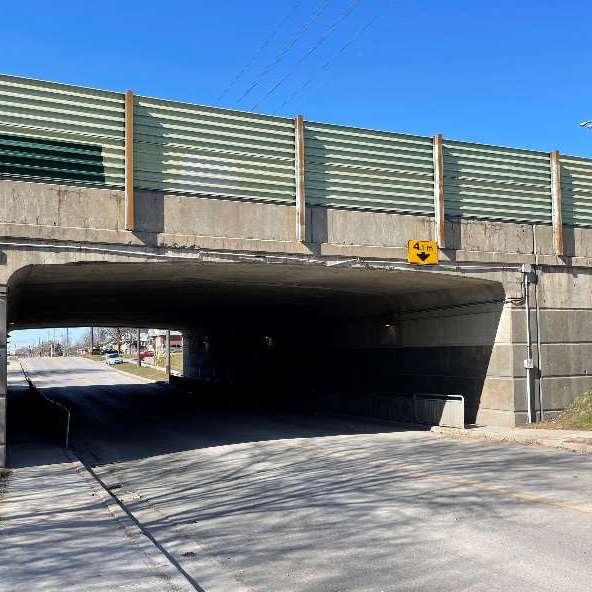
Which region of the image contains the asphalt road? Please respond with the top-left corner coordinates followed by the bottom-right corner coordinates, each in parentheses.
top-left (18, 357), bottom-right (592, 592)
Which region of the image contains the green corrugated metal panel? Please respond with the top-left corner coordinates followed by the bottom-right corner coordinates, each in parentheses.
top-left (304, 121), bottom-right (434, 214)
top-left (560, 155), bottom-right (592, 227)
top-left (133, 96), bottom-right (295, 202)
top-left (443, 140), bottom-right (552, 223)
top-left (0, 74), bottom-right (125, 187)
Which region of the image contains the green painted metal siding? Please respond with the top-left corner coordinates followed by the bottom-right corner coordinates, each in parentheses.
top-left (443, 140), bottom-right (552, 224)
top-left (304, 121), bottom-right (434, 215)
top-left (133, 96), bottom-right (295, 202)
top-left (7, 72), bottom-right (592, 232)
top-left (0, 74), bottom-right (125, 187)
top-left (560, 155), bottom-right (592, 227)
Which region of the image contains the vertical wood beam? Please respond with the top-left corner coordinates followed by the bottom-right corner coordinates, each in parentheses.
top-left (550, 149), bottom-right (563, 256)
top-left (125, 90), bottom-right (135, 231)
top-left (294, 115), bottom-right (306, 242)
top-left (433, 133), bottom-right (445, 248)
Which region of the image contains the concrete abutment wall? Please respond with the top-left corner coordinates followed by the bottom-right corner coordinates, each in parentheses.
top-left (0, 286), bottom-right (6, 467)
top-left (2, 179), bottom-right (592, 467)
top-left (179, 286), bottom-right (527, 428)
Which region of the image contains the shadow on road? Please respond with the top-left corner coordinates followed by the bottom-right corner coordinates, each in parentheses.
top-left (9, 374), bottom-right (421, 468)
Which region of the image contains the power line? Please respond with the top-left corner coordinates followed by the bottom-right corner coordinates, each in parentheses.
top-left (217, 0), bottom-right (303, 103)
top-left (235, 0), bottom-right (334, 106)
top-left (278, 0), bottom-right (390, 112)
top-left (251, 0), bottom-right (363, 111)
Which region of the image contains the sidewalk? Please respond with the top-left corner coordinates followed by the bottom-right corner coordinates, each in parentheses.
top-left (432, 424), bottom-right (592, 453)
top-left (0, 364), bottom-right (193, 592)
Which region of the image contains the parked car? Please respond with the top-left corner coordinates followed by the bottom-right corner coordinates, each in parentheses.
top-left (139, 350), bottom-right (154, 360)
top-left (105, 352), bottom-right (124, 365)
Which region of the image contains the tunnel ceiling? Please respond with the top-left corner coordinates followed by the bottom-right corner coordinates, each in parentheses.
top-left (8, 260), bottom-right (503, 331)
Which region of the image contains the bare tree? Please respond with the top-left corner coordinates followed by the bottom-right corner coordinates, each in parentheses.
top-left (103, 328), bottom-right (135, 353)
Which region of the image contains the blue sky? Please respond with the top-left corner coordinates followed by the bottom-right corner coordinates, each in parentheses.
top-left (9, 328), bottom-right (88, 351)
top-left (3, 0), bottom-right (592, 347)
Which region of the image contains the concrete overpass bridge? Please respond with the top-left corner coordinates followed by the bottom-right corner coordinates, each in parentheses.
top-left (2, 73), bottom-right (592, 463)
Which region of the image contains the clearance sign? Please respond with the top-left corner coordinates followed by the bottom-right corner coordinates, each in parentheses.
top-left (407, 240), bottom-right (438, 265)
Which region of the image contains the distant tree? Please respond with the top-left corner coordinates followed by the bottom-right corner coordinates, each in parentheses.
top-left (104, 328), bottom-right (135, 353)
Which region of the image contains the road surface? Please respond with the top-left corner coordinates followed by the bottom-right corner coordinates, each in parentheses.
top-left (15, 357), bottom-right (592, 591)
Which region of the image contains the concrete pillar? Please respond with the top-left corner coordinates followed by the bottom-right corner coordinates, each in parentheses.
top-left (0, 286), bottom-right (6, 467)
top-left (182, 332), bottom-right (202, 380)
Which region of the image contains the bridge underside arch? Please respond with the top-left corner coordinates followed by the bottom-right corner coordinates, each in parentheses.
top-left (7, 258), bottom-right (514, 426)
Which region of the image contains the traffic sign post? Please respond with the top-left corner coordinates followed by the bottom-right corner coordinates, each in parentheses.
top-left (408, 240), bottom-right (438, 265)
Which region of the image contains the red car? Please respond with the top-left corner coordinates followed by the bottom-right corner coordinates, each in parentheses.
top-left (139, 351), bottom-right (154, 360)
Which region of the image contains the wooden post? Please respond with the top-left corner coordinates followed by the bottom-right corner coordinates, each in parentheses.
top-left (294, 115), bottom-right (306, 242)
top-left (550, 150), bottom-right (563, 256)
top-left (125, 90), bottom-right (135, 231)
top-left (433, 133), bottom-right (445, 248)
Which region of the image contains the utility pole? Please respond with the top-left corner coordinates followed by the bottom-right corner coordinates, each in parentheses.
top-left (66, 328), bottom-right (69, 357)
top-left (166, 329), bottom-right (171, 378)
top-left (137, 328), bottom-right (141, 367)
top-left (90, 326), bottom-right (94, 355)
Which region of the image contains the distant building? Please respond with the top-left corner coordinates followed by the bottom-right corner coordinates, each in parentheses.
top-left (120, 332), bottom-right (149, 355)
top-left (147, 330), bottom-right (182, 355)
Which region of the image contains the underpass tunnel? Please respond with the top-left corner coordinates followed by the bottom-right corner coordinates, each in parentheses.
top-left (7, 260), bottom-right (508, 427)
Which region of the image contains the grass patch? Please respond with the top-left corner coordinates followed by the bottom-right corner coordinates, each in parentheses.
top-left (113, 362), bottom-right (168, 382)
top-left (153, 352), bottom-right (183, 374)
top-left (531, 391), bottom-right (592, 430)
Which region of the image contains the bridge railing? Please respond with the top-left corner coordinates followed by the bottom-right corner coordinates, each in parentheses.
top-left (1, 72), bottom-right (591, 254)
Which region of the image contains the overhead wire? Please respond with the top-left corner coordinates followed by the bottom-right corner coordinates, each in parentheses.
top-left (235, 0), bottom-right (335, 106)
top-left (278, 0), bottom-right (391, 112)
top-left (251, 0), bottom-right (364, 111)
top-left (216, 0), bottom-right (303, 103)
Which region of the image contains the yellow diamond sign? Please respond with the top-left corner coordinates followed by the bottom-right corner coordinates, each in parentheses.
top-left (408, 240), bottom-right (438, 265)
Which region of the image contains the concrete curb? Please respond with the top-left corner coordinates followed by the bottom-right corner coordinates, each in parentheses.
top-left (431, 426), bottom-right (592, 454)
top-left (91, 460), bottom-right (252, 592)
top-left (66, 451), bottom-right (199, 592)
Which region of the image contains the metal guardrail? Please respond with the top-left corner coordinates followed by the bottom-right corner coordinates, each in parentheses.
top-left (315, 391), bottom-right (465, 428)
top-left (412, 393), bottom-right (465, 429)
top-left (20, 369), bottom-right (71, 449)
top-left (372, 392), bottom-right (465, 428)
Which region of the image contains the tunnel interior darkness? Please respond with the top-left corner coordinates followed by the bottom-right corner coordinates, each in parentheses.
top-left (8, 260), bottom-right (506, 425)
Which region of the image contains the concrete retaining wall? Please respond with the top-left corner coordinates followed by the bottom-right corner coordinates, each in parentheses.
top-left (3, 178), bottom-right (592, 432)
